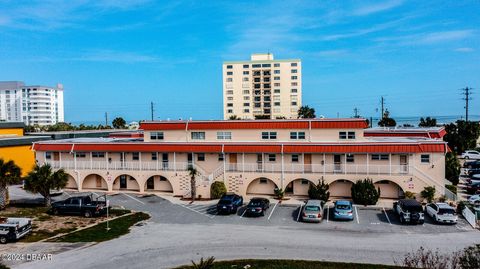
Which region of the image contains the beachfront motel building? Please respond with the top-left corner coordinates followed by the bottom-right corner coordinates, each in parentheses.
top-left (32, 118), bottom-right (449, 200)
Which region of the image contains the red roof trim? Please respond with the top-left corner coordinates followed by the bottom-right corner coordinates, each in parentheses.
top-left (364, 128), bottom-right (446, 139)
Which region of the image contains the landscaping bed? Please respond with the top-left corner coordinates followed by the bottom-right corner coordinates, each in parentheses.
top-left (175, 259), bottom-right (403, 269)
top-left (0, 205), bottom-right (132, 242)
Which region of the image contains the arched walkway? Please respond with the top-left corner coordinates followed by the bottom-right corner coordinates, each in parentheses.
top-left (65, 174), bottom-right (78, 190)
top-left (374, 180), bottom-right (405, 199)
top-left (144, 175), bottom-right (173, 193)
top-left (113, 174), bottom-right (140, 191)
top-left (246, 177), bottom-right (278, 195)
top-left (82, 174), bottom-right (108, 190)
top-left (284, 178), bottom-right (315, 196)
top-left (329, 179), bottom-right (354, 198)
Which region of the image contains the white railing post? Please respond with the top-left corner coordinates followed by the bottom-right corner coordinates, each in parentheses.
top-left (323, 153), bottom-right (326, 175)
top-left (174, 152), bottom-right (176, 172)
top-left (389, 154), bottom-right (392, 175)
top-left (366, 153), bottom-right (369, 176)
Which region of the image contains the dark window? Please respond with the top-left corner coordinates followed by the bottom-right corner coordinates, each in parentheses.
top-left (218, 153), bottom-right (224, 161)
top-left (92, 152), bottom-right (105, 158)
top-left (290, 132), bottom-right (306, 140)
top-left (45, 152), bottom-right (52, 159)
top-left (268, 154), bottom-right (276, 162)
top-left (346, 154), bottom-right (354, 163)
top-left (191, 132), bottom-right (206, 140)
top-left (371, 154), bottom-right (389, 160)
top-left (132, 152), bottom-right (139, 161)
top-left (226, 65), bottom-right (233, 69)
top-left (151, 153), bottom-right (158, 161)
top-left (259, 178), bottom-right (268, 184)
top-left (150, 132), bottom-right (164, 140)
top-left (261, 132), bottom-right (277, 139)
top-left (421, 154), bottom-right (430, 163)
top-left (292, 154), bottom-right (299, 162)
top-left (75, 152), bottom-right (86, 158)
top-left (197, 153), bottom-right (205, 161)
top-left (243, 64), bottom-right (249, 68)
top-left (262, 64), bottom-right (271, 67)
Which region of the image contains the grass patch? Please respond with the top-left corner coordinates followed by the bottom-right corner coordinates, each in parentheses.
top-left (20, 227), bottom-right (76, 242)
top-left (175, 259), bottom-right (403, 269)
top-left (0, 206), bottom-right (48, 218)
top-left (108, 208), bottom-right (131, 217)
top-left (49, 212), bottom-right (149, 243)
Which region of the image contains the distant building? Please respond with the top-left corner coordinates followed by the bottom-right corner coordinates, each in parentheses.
top-left (223, 53), bottom-right (302, 120)
top-left (0, 81), bottom-right (64, 126)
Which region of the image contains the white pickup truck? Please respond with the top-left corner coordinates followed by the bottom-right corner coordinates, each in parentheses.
top-left (0, 217), bottom-right (32, 244)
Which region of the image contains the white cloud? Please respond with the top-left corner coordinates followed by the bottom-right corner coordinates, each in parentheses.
top-left (73, 50), bottom-right (159, 63)
top-left (454, 47), bottom-right (474, 52)
top-left (418, 30), bottom-right (474, 44)
top-left (353, 0), bottom-right (404, 16)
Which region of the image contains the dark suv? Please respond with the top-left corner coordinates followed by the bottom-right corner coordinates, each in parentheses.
top-left (393, 199), bottom-right (424, 224)
top-left (216, 193), bottom-right (243, 215)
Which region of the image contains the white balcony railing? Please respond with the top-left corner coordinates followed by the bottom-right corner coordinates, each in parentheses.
top-left (46, 160), bottom-right (191, 172)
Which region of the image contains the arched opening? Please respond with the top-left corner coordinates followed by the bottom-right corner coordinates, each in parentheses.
top-left (113, 174), bottom-right (140, 191)
top-left (329, 179), bottom-right (354, 198)
top-left (82, 174), bottom-right (108, 190)
top-left (374, 180), bottom-right (405, 199)
top-left (284, 178), bottom-right (314, 196)
top-left (144, 175), bottom-right (173, 193)
top-left (246, 177), bottom-right (278, 195)
top-left (65, 174), bottom-right (77, 190)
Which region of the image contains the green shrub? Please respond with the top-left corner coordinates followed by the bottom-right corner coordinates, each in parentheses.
top-left (404, 191), bottom-right (416, 199)
top-left (351, 179), bottom-right (380, 206)
top-left (308, 179), bottom-right (330, 202)
top-left (457, 201), bottom-right (468, 213)
top-left (459, 244), bottom-right (480, 269)
top-left (445, 152), bottom-right (460, 185)
top-left (446, 184), bottom-right (457, 194)
top-left (191, 256), bottom-right (215, 269)
top-left (421, 186), bottom-right (436, 203)
top-left (274, 188), bottom-right (285, 200)
top-left (210, 181), bottom-right (227, 199)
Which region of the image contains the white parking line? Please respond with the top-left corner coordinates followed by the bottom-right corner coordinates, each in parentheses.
top-left (296, 205), bottom-right (303, 222)
top-left (354, 205), bottom-right (360, 224)
top-left (180, 204), bottom-right (215, 219)
top-left (63, 191), bottom-right (71, 197)
top-left (267, 202), bottom-right (278, 220)
top-left (383, 207), bottom-right (392, 225)
top-left (326, 206), bottom-right (330, 223)
top-left (240, 208), bottom-right (247, 218)
top-left (122, 193), bottom-right (145, 205)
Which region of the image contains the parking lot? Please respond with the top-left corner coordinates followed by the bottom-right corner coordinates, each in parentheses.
top-left (50, 189), bottom-right (474, 235)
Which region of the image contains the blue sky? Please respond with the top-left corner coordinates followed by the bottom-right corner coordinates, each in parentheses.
top-left (0, 0), bottom-right (479, 124)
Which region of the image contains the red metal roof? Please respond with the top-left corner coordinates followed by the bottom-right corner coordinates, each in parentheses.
top-left (33, 141), bottom-right (447, 154)
top-left (140, 118), bottom-right (369, 131)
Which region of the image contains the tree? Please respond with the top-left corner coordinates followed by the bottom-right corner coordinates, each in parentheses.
top-left (297, 105), bottom-right (316, 119)
top-left (445, 152), bottom-right (460, 185)
top-left (210, 181), bottom-right (227, 199)
top-left (0, 159), bottom-right (21, 210)
top-left (308, 179), bottom-right (330, 202)
top-left (421, 186), bottom-right (436, 203)
top-left (254, 115), bottom-right (270, 120)
top-left (444, 120), bottom-right (480, 154)
top-left (188, 167), bottom-right (198, 202)
top-left (419, 117), bottom-right (437, 127)
top-left (112, 117), bottom-right (127, 129)
top-left (378, 109), bottom-right (396, 127)
top-left (351, 179), bottom-right (380, 206)
top-left (228, 115), bottom-right (239, 120)
top-left (23, 164), bottom-right (68, 207)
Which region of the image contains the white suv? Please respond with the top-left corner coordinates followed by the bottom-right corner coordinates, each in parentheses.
top-left (425, 203), bottom-right (457, 224)
top-left (461, 150), bottom-right (480, 160)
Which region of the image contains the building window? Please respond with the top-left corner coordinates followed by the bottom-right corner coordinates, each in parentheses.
top-left (291, 69), bottom-right (298, 73)
top-left (243, 90), bottom-right (250, 94)
top-left (290, 131), bottom-right (306, 140)
top-left (291, 76), bottom-right (298, 80)
top-left (150, 132), bottom-right (164, 140)
top-left (268, 154), bottom-right (276, 162)
top-left (197, 153), bottom-right (205, 161)
top-left (243, 96), bottom-right (250, 100)
top-left (92, 152), bottom-right (105, 158)
top-left (243, 71), bottom-right (249, 75)
top-left (274, 76), bottom-right (280, 80)
top-left (346, 154), bottom-right (355, 163)
top-left (45, 152), bottom-right (52, 159)
top-left (262, 64), bottom-right (271, 67)
top-left (274, 70), bottom-right (280, 74)
top-left (261, 132), bottom-right (277, 140)
top-left (151, 152), bottom-right (158, 161)
top-left (226, 90), bottom-right (233, 95)
top-left (226, 78), bottom-right (233, 82)
top-left (252, 64), bottom-right (261, 68)
top-left (291, 62), bottom-right (298, 67)
top-left (226, 65), bottom-right (233, 69)
top-left (75, 152), bottom-right (86, 158)
top-left (227, 109), bottom-right (233, 113)
top-left (274, 83), bottom-right (280, 87)
top-left (242, 77), bottom-right (249, 82)
top-left (217, 131), bottom-right (232, 140)
top-left (243, 64), bottom-right (249, 68)
top-left (274, 63), bottom-right (280, 67)
top-left (191, 132), bottom-right (206, 140)
top-left (274, 102), bottom-right (280, 106)
top-left (227, 103), bottom-right (233, 107)
top-left (243, 103), bottom-right (250, 107)
top-left (218, 153), bottom-right (224, 161)
top-left (227, 71), bottom-right (233, 75)
top-left (339, 131), bottom-right (355, 140)
top-left (371, 154), bottom-right (389, 161)
top-left (132, 152), bottom-right (139, 160)
top-left (274, 89), bottom-right (280, 93)
top-left (301, 179), bottom-right (309, 185)
top-left (292, 154), bottom-right (299, 162)
top-left (259, 178), bottom-right (268, 184)
top-left (291, 82), bottom-right (298, 86)
top-left (421, 154), bottom-right (430, 163)
top-left (291, 101), bottom-right (297, 106)
top-left (291, 88), bottom-right (298, 93)
top-left (243, 109), bottom-right (250, 113)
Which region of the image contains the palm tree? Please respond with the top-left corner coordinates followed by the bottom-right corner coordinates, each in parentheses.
top-left (112, 117), bottom-right (126, 129)
top-left (0, 159), bottom-right (21, 210)
top-left (188, 166), bottom-right (198, 202)
top-left (24, 164), bottom-right (68, 207)
top-left (297, 105), bottom-right (316, 119)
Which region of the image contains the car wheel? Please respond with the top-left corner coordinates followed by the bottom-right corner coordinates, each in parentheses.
top-left (400, 215), bottom-right (405, 224)
top-left (465, 156), bottom-right (469, 159)
top-left (84, 211), bottom-right (92, 218)
top-left (0, 236), bottom-right (7, 244)
top-left (52, 208), bottom-right (59, 215)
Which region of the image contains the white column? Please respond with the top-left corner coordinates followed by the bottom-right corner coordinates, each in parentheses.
top-left (59, 152), bottom-right (62, 168)
top-left (242, 153), bottom-right (245, 173)
top-left (139, 152), bottom-right (142, 170)
top-left (366, 153), bottom-right (369, 176)
top-left (281, 152), bottom-right (285, 189)
top-left (106, 152), bottom-right (109, 171)
top-left (323, 153), bottom-right (326, 175)
top-left (90, 152), bottom-right (93, 169)
top-left (173, 152), bottom-right (176, 172)
top-left (74, 153), bottom-right (77, 170)
top-left (156, 153), bottom-right (159, 171)
top-left (223, 153), bottom-right (226, 182)
top-left (389, 153), bottom-right (392, 175)
top-left (262, 153), bottom-right (265, 172)
top-left (302, 153), bottom-right (305, 173)
top-left (344, 153), bottom-right (347, 175)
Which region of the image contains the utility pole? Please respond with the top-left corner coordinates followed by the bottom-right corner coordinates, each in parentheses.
top-left (150, 102), bottom-right (154, 121)
top-left (353, 107), bottom-right (359, 118)
top-left (380, 96), bottom-right (385, 119)
top-left (462, 87), bottom-right (472, 121)
top-left (105, 112), bottom-right (108, 126)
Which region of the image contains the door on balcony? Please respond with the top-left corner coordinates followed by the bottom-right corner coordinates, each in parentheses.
top-left (304, 154), bottom-right (312, 172)
top-left (187, 153), bottom-right (193, 168)
top-left (334, 154), bottom-right (342, 173)
top-left (162, 153), bottom-right (169, 169)
top-left (53, 152), bottom-right (60, 161)
top-left (229, 153), bottom-right (237, 171)
top-left (400, 155), bottom-right (408, 173)
top-left (256, 154), bottom-right (263, 171)
top-left (119, 175), bottom-right (127, 189)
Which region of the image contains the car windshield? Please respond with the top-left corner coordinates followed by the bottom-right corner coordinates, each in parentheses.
top-left (439, 208), bottom-right (456, 215)
top-left (405, 205), bottom-right (423, 212)
top-left (218, 199), bottom-right (232, 205)
top-left (336, 204), bottom-right (351, 210)
top-left (305, 206), bottom-right (320, 211)
top-left (249, 201), bottom-right (262, 207)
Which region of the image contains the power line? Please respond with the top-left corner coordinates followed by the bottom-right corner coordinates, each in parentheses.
top-left (150, 101), bottom-right (154, 121)
top-left (461, 87), bottom-right (473, 121)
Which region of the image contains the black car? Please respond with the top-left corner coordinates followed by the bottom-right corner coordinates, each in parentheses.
top-left (463, 160), bottom-right (480, 169)
top-left (245, 198), bottom-right (270, 217)
top-left (467, 168), bottom-right (480, 177)
top-left (466, 182), bottom-right (480, 195)
top-left (393, 199), bottom-right (424, 224)
top-left (216, 193), bottom-right (243, 214)
top-left (51, 195), bottom-right (107, 218)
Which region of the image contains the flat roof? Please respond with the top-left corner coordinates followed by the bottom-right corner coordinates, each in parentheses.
top-left (223, 59), bottom-right (301, 64)
top-left (0, 122), bottom-right (25, 129)
top-left (0, 135), bottom-right (51, 147)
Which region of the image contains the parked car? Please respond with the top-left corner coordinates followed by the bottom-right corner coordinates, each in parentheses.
top-left (465, 182), bottom-right (480, 195)
top-left (51, 195), bottom-right (107, 217)
top-left (463, 160), bottom-right (480, 169)
top-left (301, 200), bottom-right (324, 223)
top-left (245, 198), bottom-right (270, 217)
top-left (333, 200), bottom-right (354, 221)
top-left (465, 175), bottom-right (480, 185)
top-left (461, 150), bottom-right (480, 160)
top-left (216, 193), bottom-right (243, 214)
top-left (0, 217), bottom-right (32, 244)
top-left (393, 199), bottom-right (424, 224)
top-left (467, 168), bottom-right (480, 177)
top-left (468, 194), bottom-right (480, 204)
top-left (425, 203), bottom-right (458, 224)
